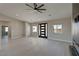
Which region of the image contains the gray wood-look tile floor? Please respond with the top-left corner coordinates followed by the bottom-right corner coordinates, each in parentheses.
top-left (0, 37), bottom-right (71, 56)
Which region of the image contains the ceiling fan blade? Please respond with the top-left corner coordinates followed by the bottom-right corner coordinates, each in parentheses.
top-left (37, 4), bottom-right (44, 9)
top-left (37, 10), bottom-right (42, 13)
top-left (37, 9), bottom-right (46, 10)
top-left (25, 4), bottom-right (34, 9)
top-left (34, 3), bottom-right (37, 9)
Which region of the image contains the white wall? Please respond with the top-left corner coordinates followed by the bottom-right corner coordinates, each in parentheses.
top-left (30, 17), bottom-right (72, 43)
top-left (0, 13), bottom-right (25, 39)
top-left (10, 20), bottom-right (25, 39)
top-left (0, 25), bottom-right (1, 40)
top-left (25, 23), bottom-right (30, 37)
top-left (48, 17), bottom-right (72, 43)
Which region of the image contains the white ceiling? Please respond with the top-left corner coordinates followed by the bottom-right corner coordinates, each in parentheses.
top-left (0, 3), bottom-right (72, 23)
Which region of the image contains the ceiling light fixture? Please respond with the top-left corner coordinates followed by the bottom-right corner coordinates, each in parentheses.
top-left (25, 3), bottom-right (46, 13)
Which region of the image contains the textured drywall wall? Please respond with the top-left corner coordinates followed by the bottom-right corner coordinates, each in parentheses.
top-left (30, 17), bottom-right (72, 43)
top-left (0, 13), bottom-right (25, 39)
top-left (10, 20), bottom-right (25, 39)
top-left (48, 17), bottom-right (72, 43)
top-left (25, 23), bottom-right (31, 37)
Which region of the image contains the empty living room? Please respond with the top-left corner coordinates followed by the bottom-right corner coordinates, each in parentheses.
top-left (0, 2), bottom-right (79, 57)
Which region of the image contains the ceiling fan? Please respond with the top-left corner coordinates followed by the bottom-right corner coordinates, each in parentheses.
top-left (25, 3), bottom-right (46, 13)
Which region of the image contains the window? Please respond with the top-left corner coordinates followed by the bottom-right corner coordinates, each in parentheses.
top-left (5, 27), bottom-right (8, 32)
top-left (32, 26), bottom-right (37, 32)
top-left (53, 24), bottom-right (63, 33)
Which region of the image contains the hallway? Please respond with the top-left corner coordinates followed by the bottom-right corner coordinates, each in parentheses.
top-left (0, 37), bottom-right (71, 56)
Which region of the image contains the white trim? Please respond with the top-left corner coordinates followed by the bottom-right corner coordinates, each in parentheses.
top-left (49, 38), bottom-right (72, 43)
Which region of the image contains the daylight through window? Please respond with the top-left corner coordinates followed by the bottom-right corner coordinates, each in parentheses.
top-left (53, 24), bottom-right (63, 33)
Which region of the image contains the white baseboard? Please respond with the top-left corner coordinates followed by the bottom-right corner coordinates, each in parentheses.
top-left (29, 36), bottom-right (72, 44)
top-left (49, 38), bottom-right (72, 44)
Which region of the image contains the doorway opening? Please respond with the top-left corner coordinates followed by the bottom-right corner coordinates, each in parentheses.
top-left (39, 23), bottom-right (48, 38)
top-left (1, 26), bottom-right (9, 40)
top-left (1, 26), bottom-right (9, 48)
